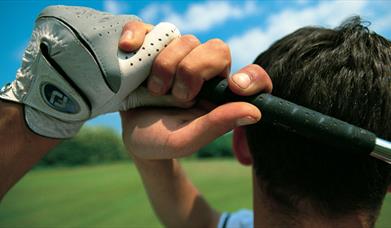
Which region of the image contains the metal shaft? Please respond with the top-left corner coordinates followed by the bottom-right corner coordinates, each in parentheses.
top-left (371, 139), bottom-right (391, 164)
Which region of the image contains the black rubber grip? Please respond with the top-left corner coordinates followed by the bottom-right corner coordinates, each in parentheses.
top-left (199, 77), bottom-right (376, 155)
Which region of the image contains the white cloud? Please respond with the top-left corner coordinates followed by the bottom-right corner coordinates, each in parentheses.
top-left (228, 0), bottom-right (369, 70)
top-left (372, 14), bottom-right (391, 33)
top-left (139, 3), bottom-right (172, 23)
top-left (296, 0), bottom-right (310, 5)
top-left (228, 28), bottom-right (272, 71)
top-left (139, 3), bottom-right (160, 22)
top-left (166, 1), bottom-right (258, 33)
top-left (103, 0), bottom-right (129, 15)
top-left (140, 1), bottom-right (258, 33)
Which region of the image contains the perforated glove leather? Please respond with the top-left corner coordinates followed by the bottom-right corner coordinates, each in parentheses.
top-left (0, 5), bottom-right (180, 138)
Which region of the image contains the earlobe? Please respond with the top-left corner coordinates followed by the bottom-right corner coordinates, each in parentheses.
top-left (233, 127), bottom-right (252, 166)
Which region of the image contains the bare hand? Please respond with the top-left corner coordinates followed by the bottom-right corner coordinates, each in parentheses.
top-left (119, 22), bottom-right (272, 159)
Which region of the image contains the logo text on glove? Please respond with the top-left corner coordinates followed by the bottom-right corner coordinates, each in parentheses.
top-left (41, 83), bottom-right (80, 114)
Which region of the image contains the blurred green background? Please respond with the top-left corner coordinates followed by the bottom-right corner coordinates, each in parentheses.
top-left (36, 126), bottom-right (233, 168)
top-left (0, 127), bottom-right (390, 227)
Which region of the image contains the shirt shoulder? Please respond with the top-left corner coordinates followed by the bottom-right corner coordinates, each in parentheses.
top-left (217, 209), bottom-right (253, 228)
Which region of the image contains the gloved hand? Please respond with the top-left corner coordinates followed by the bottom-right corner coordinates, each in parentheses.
top-left (0, 5), bottom-right (180, 138)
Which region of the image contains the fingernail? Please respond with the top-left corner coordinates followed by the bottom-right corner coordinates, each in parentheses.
top-left (232, 73), bottom-right (251, 89)
top-left (121, 30), bottom-right (133, 42)
top-left (149, 76), bottom-right (164, 94)
top-left (236, 116), bottom-right (257, 126)
top-left (174, 83), bottom-right (189, 100)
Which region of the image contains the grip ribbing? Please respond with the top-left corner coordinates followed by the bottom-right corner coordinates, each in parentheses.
top-left (200, 77), bottom-right (376, 154)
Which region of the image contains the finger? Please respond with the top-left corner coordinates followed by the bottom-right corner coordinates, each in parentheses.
top-left (148, 35), bottom-right (201, 95)
top-left (172, 39), bottom-right (231, 102)
top-left (121, 86), bottom-right (195, 110)
top-left (119, 21), bottom-right (153, 52)
top-left (228, 64), bottom-right (272, 96)
top-left (169, 102), bottom-right (261, 157)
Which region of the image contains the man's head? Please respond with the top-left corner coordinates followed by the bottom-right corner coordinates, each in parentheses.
top-left (233, 17), bottom-right (391, 227)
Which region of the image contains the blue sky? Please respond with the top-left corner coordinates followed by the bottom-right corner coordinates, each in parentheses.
top-left (1, 0), bottom-right (390, 132)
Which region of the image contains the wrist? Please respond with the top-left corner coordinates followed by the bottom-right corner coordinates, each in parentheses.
top-left (130, 152), bottom-right (173, 164)
top-left (0, 100), bottom-right (60, 198)
top-left (0, 100), bottom-right (30, 141)
top-left (0, 100), bottom-right (60, 150)
top-left (129, 153), bottom-right (177, 175)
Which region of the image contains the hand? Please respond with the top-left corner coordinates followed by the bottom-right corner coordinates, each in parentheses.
top-left (119, 34), bottom-right (272, 228)
top-left (0, 5), bottom-right (179, 138)
top-left (121, 63), bottom-right (272, 159)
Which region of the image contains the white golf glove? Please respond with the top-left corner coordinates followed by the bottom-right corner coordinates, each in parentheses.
top-left (0, 5), bottom-right (180, 138)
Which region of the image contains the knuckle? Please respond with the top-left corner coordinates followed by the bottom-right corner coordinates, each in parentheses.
top-left (207, 39), bottom-right (229, 51)
top-left (205, 39), bottom-right (231, 65)
top-left (177, 61), bottom-right (197, 78)
top-left (206, 111), bottom-right (222, 125)
top-left (180, 35), bottom-right (201, 47)
top-left (153, 58), bottom-right (175, 77)
top-left (122, 22), bottom-right (132, 31)
top-left (123, 21), bottom-right (136, 30)
top-left (123, 21), bottom-right (144, 33)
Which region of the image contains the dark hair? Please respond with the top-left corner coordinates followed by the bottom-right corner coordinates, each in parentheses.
top-left (247, 16), bottom-right (391, 222)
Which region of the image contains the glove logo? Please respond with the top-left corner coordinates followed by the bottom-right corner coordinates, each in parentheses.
top-left (41, 83), bottom-right (80, 114)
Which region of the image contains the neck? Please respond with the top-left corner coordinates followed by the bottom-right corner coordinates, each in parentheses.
top-left (252, 172), bottom-right (373, 228)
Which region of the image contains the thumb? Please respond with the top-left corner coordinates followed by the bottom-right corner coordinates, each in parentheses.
top-left (228, 64), bottom-right (272, 96)
top-left (172, 102), bottom-right (261, 157)
top-left (119, 21), bottom-right (153, 52)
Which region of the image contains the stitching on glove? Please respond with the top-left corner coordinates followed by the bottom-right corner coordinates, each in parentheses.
top-left (40, 16), bottom-right (111, 94)
top-left (40, 40), bottom-right (91, 110)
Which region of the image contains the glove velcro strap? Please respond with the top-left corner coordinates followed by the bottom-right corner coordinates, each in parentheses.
top-left (23, 52), bottom-right (90, 122)
top-left (25, 106), bottom-right (84, 139)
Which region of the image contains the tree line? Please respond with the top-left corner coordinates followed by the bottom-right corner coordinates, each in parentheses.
top-left (37, 126), bottom-right (233, 167)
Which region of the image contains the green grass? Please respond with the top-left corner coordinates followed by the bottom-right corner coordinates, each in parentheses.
top-left (0, 160), bottom-right (390, 227)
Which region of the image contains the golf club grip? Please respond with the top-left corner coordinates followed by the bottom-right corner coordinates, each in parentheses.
top-left (199, 77), bottom-right (376, 154)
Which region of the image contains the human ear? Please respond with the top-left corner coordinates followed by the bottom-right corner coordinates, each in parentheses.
top-left (233, 127), bottom-right (252, 166)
